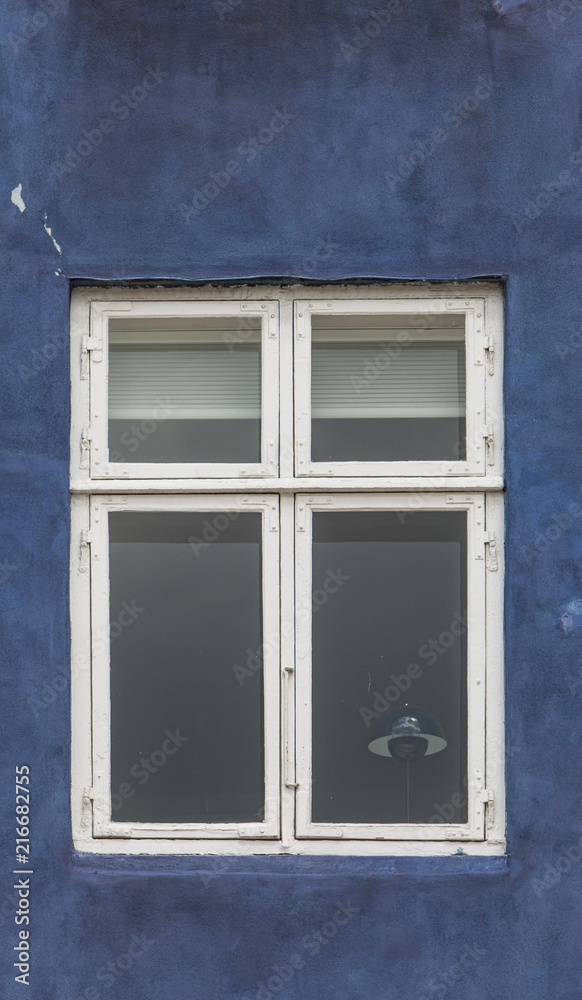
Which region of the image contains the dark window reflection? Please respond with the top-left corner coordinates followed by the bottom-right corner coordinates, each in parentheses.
top-left (311, 511), bottom-right (467, 825)
top-left (109, 511), bottom-right (263, 824)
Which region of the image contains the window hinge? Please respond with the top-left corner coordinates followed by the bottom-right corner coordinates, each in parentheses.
top-left (485, 531), bottom-right (498, 572)
top-left (81, 334), bottom-right (103, 371)
top-left (482, 424), bottom-right (495, 466)
top-left (80, 425), bottom-right (92, 468)
top-left (485, 335), bottom-right (495, 375)
top-left (268, 500), bottom-right (279, 533)
top-left (480, 788), bottom-right (495, 829)
top-left (79, 529), bottom-right (94, 573)
top-left (296, 499), bottom-right (307, 532)
top-left (81, 787), bottom-right (94, 828)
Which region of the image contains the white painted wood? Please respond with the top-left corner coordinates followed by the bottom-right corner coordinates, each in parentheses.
top-left (70, 291), bottom-right (91, 484)
top-left (86, 299), bottom-right (279, 480)
top-left (70, 282), bottom-right (505, 855)
top-left (484, 490), bottom-right (506, 844)
top-left (294, 296), bottom-right (494, 479)
top-left (278, 296), bottom-right (295, 479)
top-left (86, 494), bottom-right (280, 840)
top-left (279, 495), bottom-right (296, 849)
top-left (70, 495), bottom-right (93, 846)
top-left (71, 476), bottom-right (505, 494)
top-left (484, 287), bottom-right (504, 481)
top-left (72, 836), bottom-right (506, 855)
top-left (295, 492), bottom-right (488, 842)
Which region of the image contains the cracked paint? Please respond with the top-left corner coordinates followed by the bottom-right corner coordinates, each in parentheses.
top-left (42, 214), bottom-right (63, 254)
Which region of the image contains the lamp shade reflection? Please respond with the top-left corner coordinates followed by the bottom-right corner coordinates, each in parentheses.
top-left (367, 705), bottom-right (447, 760)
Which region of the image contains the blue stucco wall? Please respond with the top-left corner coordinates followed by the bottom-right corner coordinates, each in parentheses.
top-left (2, 0), bottom-right (582, 997)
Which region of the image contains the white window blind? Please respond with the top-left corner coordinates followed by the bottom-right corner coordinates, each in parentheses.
top-left (108, 344), bottom-right (261, 420)
top-left (311, 341), bottom-right (466, 419)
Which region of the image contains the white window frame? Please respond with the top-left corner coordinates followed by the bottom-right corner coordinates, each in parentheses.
top-left (294, 296), bottom-right (497, 479)
top-left (295, 491), bottom-right (497, 843)
top-left (74, 298), bottom-right (279, 481)
top-left (70, 283), bottom-right (505, 857)
top-left (87, 493), bottom-right (280, 841)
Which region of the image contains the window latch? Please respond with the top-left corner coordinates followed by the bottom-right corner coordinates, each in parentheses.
top-left (485, 531), bottom-right (498, 572)
top-left (284, 666), bottom-right (299, 789)
top-left (485, 335), bottom-right (495, 375)
top-left (79, 529), bottom-right (93, 573)
top-left (80, 425), bottom-right (92, 469)
top-left (483, 424), bottom-right (495, 466)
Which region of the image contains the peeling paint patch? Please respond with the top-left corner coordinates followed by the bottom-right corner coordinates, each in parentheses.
top-left (42, 214), bottom-right (63, 255)
top-left (558, 599), bottom-right (582, 633)
top-left (11, 183), bottom-right (25, 212)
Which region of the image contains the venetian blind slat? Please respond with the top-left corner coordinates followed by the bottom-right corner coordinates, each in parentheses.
top-left (109, 346), bottom-right (261, 419)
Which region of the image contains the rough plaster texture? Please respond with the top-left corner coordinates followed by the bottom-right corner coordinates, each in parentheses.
top-left (1, 0), bottom-right (582, 997)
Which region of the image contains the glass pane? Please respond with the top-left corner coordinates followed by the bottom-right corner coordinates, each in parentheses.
top-left (311, 511), bottom-right (467, 825)
top-left (109, 511), bottom-right (264, 824)
top-left (108, 317), bottom-right (261, 463)
top-left (311, 314), bottom-right (466, 462)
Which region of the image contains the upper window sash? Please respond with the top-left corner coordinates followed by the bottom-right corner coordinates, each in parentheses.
top-left (85, 300), bottom-right (279, 480)
top-left (294, 297), bottom-right (500, 479)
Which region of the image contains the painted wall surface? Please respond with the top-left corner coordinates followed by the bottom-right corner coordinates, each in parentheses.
top-left (2, 0), bottom-right (582, 997)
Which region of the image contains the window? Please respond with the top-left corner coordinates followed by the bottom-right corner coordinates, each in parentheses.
top-left (71, 283), bottom-right (504, 855)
